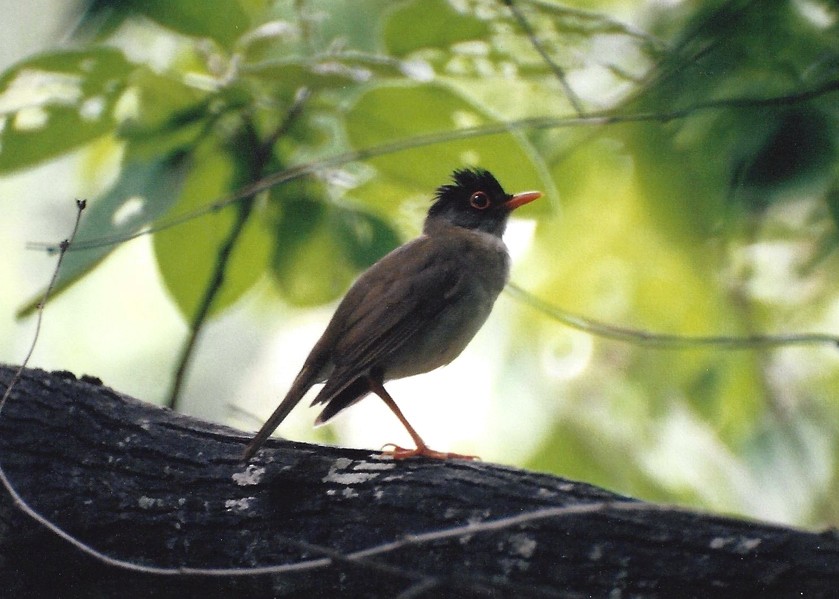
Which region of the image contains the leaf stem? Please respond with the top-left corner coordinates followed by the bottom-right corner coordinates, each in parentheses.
top-left (165, 89), bottom-right (310, 410)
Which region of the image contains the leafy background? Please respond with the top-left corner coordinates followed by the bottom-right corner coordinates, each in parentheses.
top-left (2, 0), bottom-right (839, 528)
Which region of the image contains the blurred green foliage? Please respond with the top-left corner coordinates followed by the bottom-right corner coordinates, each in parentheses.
top-left (3, 0), bottom-right (839, 526)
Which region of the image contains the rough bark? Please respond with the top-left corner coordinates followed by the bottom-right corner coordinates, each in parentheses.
top-left (0, 365), bottom-right (836, 598)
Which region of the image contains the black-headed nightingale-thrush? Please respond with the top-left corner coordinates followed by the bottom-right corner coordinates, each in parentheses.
top-left (243, 168), bottom-right (540, 461)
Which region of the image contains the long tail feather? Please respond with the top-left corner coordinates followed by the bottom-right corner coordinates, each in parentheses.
top-left (241, 364), bottom-right (317, 461)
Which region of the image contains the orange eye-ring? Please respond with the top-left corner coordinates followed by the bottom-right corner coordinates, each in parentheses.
top-left (469, 191), bottom-right (490, 210)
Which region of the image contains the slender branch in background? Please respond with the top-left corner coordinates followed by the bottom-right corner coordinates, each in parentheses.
top-left (29, 77), bottom-right (839, 257)
top-left (165, 89), bottom-right (311, 410)
top-left (503, 0), bottom-right (586, 117)
top-left (1, 200), bottom-right (86, 406)
top-left (394, 579), bottom-right (443, 599)
top-left (163, 195), bottom-right (254, 410)
top-left (506, 283), bottom-right (839, 350)
top-left (523, 0), bottom-right (665, 50)
top-left (0, 200), bottom-right (97, 577)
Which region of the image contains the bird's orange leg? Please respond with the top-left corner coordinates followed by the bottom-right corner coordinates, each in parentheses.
top-left (367, 376), bottom-right (478, 461)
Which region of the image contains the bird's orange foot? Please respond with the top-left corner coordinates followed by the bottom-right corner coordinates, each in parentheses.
top-left (381, 443), bottom-right (480, 461)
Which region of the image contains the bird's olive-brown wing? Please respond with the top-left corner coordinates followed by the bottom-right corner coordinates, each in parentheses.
top-left (310, 235), bottom-right (470, 407)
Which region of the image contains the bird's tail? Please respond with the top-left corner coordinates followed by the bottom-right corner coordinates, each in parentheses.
top-left (241, 364), bottom-right (318, 461)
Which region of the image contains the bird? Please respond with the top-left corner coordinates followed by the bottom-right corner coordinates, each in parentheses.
top-left (242, 168), bottom-right (541, 461)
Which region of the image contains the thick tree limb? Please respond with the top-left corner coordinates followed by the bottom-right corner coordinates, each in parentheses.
top-left (0, 365), bottom-right (836, 598)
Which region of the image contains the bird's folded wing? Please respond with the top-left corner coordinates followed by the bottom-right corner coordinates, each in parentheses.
top-left (311, 236), bottom-right (468, 404)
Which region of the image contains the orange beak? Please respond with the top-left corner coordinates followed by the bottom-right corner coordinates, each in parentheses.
top-left (505, 190), bottom-right (541, 211)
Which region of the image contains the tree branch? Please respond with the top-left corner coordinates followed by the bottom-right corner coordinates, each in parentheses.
top-left (165, 91), bottom-right (310, 409)
top-left (1, 365), bottom-right (837, 598)
top-left (505, 282), bottom-right (839, 350)
top-left (503, 0), bottom-right (586, 116)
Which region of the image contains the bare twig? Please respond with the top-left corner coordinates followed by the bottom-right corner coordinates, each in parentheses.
top-left (523, 0), bottom-right (664, 50)
top-left (503, 0), bottom-right (586, 116)
top-left (163, 193), bottom-right (255, 410)
top-left (0, 200), bottom-right (105, 579)
top-left (506, 283), bottom-right (839, 350)
top-left (1, 199), bottom-right (86, 406)
top-left (165, 89), bottom-right (311, 409)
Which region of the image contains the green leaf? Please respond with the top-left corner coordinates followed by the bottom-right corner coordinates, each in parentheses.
top-left (332, 206), bottom-right (400, 270)
top-left (826, 182), bottom-right (839, 230)
top-left (138, 0), bottom-right (249, 49)
top-left (738, 109), bottom-right (836, 198)
top-left (0, 47), bottom-right (133, 89)
top-left (242, 59), bottom-right (367, 93)
top-left (241, 55), bottom-right (406, 92)
top-left (153, 139), bottom-right (271, 319)
top-left (77, 0), bottom-right (254, 48)
top-left (74, 0), bottom-right (249, 48)
top-left (17, 156), bottom-right (188, 317)
top-left (118, 69), bottom-right (211, 158)
top-left (383, 0), bottom-right (490, 56)
top-left (344, 83), bottom-right (553, 218)
top-left (270, 195), bottom-right (346, 306)
top-left (0, 48), bottom-right (134, 174)
top-left (268, 184), bottom-right (400, 306)
top-left (526, 414), bottom-right (672, 503)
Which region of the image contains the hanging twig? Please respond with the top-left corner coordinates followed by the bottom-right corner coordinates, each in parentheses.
top-left (165, 89), bottom-right (311, 409)
top-left (1, 199), bottom-right (86, 406)
top-left (502, 0), bottom-right (586, 116)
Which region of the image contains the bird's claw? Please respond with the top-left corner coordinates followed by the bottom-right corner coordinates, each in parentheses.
top-left (381, 443), bottom-right (480, 461)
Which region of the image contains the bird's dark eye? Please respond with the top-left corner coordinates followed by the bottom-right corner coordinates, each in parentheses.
top-left (469, 191), bottom-right (490, 210)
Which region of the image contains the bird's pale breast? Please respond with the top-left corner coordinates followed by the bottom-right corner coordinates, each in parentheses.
top-left (383, 226), bottom-right (510, 379)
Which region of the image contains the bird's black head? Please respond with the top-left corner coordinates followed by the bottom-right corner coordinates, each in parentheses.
top-left (426, 168), bottom-right (540, 237)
